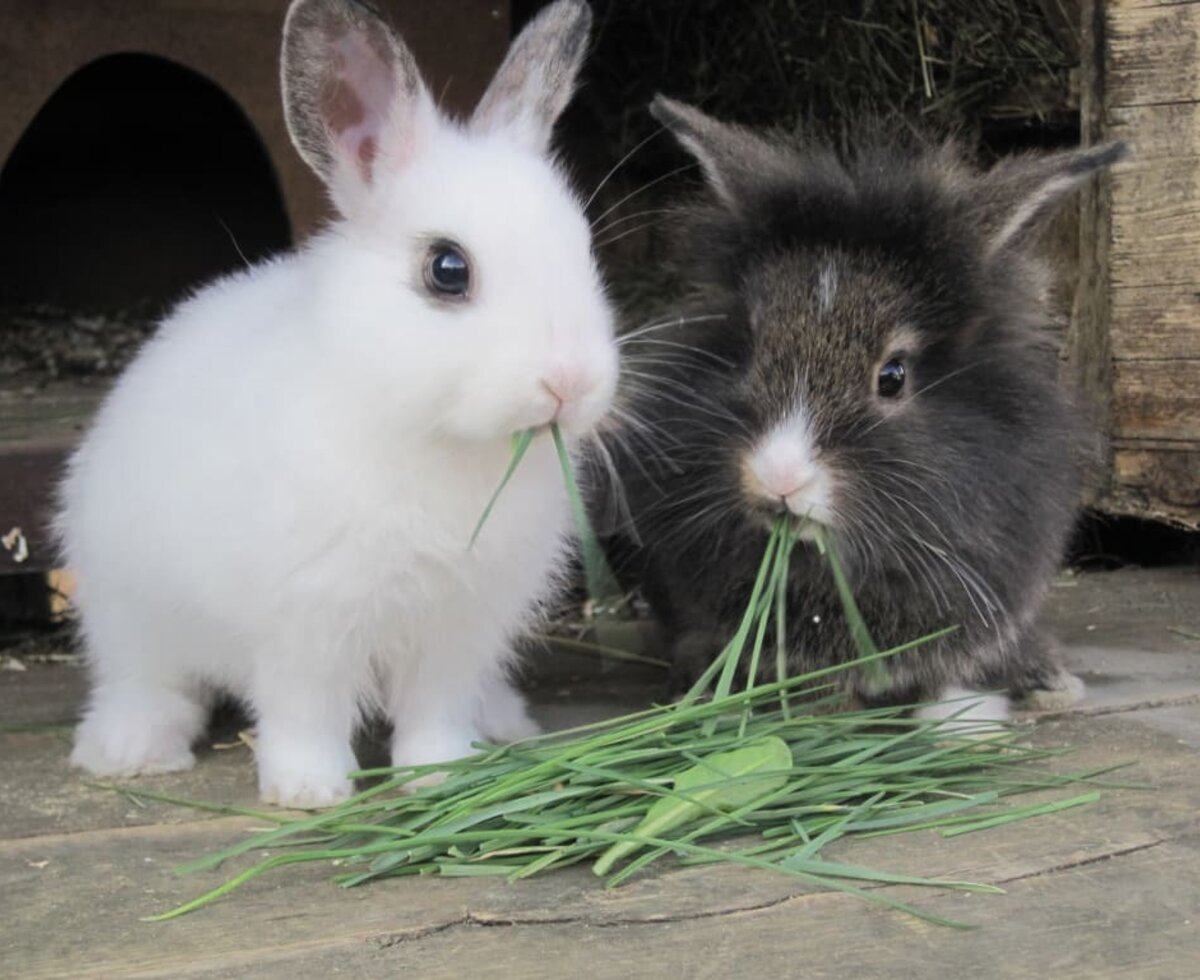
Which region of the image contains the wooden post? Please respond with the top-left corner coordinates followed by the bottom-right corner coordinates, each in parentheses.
top-left (1070, 0), bottom-right (1200, 528)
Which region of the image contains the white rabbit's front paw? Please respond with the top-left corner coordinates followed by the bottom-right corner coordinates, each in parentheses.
top-left (391, 726), bottom-right (481, 792)
top-left (70, 687), bottom-right (203, 775)
top-left (258, 769), bottom-right (354, 809)
top-left (71, 719), bottom-right (196, 776)
top-left (476, 677), bottom-right (541, 743)
top-left (392, 725), bottom-right (480, 770)
top-left (255, 736), bottom-right (357, 808)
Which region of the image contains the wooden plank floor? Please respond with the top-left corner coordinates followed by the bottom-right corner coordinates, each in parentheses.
top-left (2, 567), bottom-right (1198, 979)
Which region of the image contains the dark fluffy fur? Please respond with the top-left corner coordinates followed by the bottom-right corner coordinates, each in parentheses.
top-left (594, 100), bottom-right (1123, 705)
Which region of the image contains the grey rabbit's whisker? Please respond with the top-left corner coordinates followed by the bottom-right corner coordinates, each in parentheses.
top-left (604, 399), bottom-right (684, 449)
top-left (619, 312), bottom-right (729, 343)
top-left (594, 219), bottom-right (673, 251)
top-left (581, 431), bottom-right (641, 544)
top-left (584, 126), bottom-right (667, 211)
top-left (601, 406), bottom-right (682, 483)
top-left (633, 387), bottom-right (753, 436)
top-left (619, 349), bottom-right (731, 374)
top-left (589, 162), bottom-right (697, 230)
top-left (591, 208), bottom-right (675, 241)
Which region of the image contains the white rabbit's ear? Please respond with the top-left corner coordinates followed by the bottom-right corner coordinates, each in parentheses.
top-left (470, 0), bottom-right (592, 152)
top-left (282, 0), bottom-right (436, 211)
top-left (979, 142), bottom-right (1127, 256)
top-left (650, 96), bottom-right (793, 209)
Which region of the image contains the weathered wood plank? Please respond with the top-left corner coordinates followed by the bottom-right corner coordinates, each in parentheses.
top-left (181, 839), bottom-right (1198, 980)
top-left (0, 383), bottom-right (104, 571)
top-left (3, 714), bottom-right (1196, 980)
top-left (1108, 102), bottom-right (1200, 160)
top-left (1110, 359), bottom-right (1200, 442)
top-left (352, 840), bottom-right (1200, 980)
top-left (0, 383), bottom-right (102, 454)
top-left (1107, 447), bottom-right (1200, 525)
top-left (1107, 1), bottom-right (1200, 108)
top-left (1113, 0), bottom-right (1200, 8)
top-left (1065, 0), bottom-right (1119, 501)
top-left (1113, 0), bottom-right (1200, 11)
top-left (0, 448), bottom-right (67, 572)
top-left (1109, 159), bottom-right (1200, 290)
top-left (1110, 285), bottom-right (1200, 360)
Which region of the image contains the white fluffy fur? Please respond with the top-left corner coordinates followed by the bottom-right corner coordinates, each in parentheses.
top-left (60, 0), bottom-right (616, 807)
top-left (913, 684), bottom-right (1011, 736)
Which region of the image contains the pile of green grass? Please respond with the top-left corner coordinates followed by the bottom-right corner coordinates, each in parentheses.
top-left (119, 428), bottom-right (1123, 926)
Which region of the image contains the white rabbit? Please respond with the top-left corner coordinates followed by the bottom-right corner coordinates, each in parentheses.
top-left (59, 0), bottom-right (617, 807)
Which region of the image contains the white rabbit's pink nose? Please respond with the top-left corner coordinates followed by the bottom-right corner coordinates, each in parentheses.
top-left (541, 365), bottom-right (595, 405)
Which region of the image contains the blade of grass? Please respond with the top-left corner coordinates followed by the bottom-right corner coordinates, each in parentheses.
top-left (593, 736), bottom-right (793, 875)
top-left (533, 632), bottom-right (671, 669)
top-left (551, 422), bottom-right (620, 602)
top-left (939, 792), bottom-right (1101, 837)
top-left (812, 525), bottom-right (887, 691)
top-left (469, 428), bottom-right (536, 548)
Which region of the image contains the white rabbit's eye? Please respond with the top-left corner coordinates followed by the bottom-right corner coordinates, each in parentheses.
top-left (877, 358), bottom-right (906, 398)
top-left (424, 243), bottom-right (471, 299)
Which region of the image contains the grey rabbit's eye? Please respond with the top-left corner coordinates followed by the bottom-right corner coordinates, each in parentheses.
top-left (424, 242), bottom-right (471, 299)
top-left (877, 358), bottom-right (906, 398)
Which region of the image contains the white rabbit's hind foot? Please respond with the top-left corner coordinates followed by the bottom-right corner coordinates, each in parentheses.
top-left (70, 683), bottom-right (206, 776)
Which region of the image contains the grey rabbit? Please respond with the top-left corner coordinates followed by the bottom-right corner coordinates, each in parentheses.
top-left (594, 97), bottom-right (1124, 722)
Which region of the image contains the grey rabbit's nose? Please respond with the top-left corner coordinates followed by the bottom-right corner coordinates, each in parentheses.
top-left (750, 465), bottom-right (819, 502)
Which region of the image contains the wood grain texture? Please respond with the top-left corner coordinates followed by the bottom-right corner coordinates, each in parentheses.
top-left (1109, 446), bottom-right (1200, 524)
top-left (1111, 360), bottom-right (1200, 441)
top-left (1066, 0), bottom-right (1119, 505)
top-left (0, 384), bottom-right (102, 573)
top-left (1109, 101), bottom-right (1200, 159)
top-left (1114, 0), bottom-right (1200, 10)
top-left (1110, 286), bottom-right (1200, 360)
top-left (5, 571), bottom-right (1199, 977)
top-left (3, 713), bottom-right (1197, 980)
top-left (1077, 1), bottom-right (1200, 523)
top-left (1107, 1), bottom-right (1200, 107)
top-left (1109, 158), bottom-right (1200, 290)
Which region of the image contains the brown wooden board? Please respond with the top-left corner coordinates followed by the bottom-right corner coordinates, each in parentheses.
top-left (3, 567), bottom-right (1199, 978)
top-left (1072, 0), bottom-right (1200, 526)
top-left (1110, 158), bottom-right (1200, 290)
top-left (1107, 1), bottom-right (1200, 108)
top-left (1111, 360), bottom-right (1200, 442)
top-left (1109, 286), bottom-right (1200, 361)
top-left (1109, 446), bottom-right (1200, 522)
top-left (2, 712), bottom-right (1197, 979)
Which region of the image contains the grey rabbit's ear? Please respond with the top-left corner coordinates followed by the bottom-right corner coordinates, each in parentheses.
top-left (470, 0), bottom-right (592, 152)
top-left (281, 0), bottom-right (436, 211)
top-left (650, 96), bottom-right (792, 208)
top-left (979, 142), bottom-right (1127, 255)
